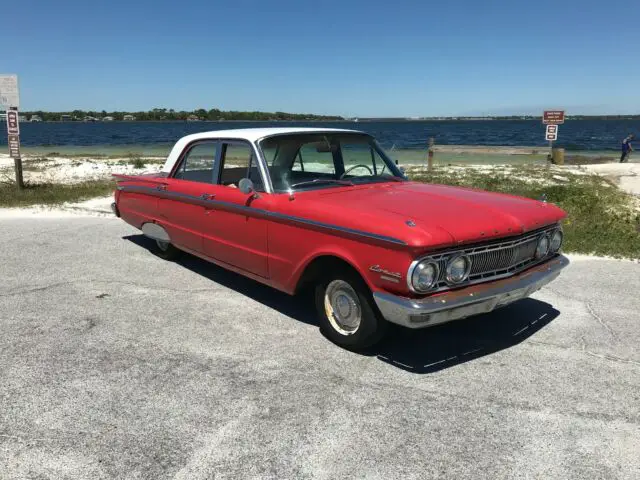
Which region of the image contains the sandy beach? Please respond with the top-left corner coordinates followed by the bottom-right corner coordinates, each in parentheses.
top-left (2, 148), bottom-right (638, 193)
top-left (1, 150), bottom-right (638, 220)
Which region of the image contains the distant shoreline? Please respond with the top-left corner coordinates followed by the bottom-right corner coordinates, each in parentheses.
top-left (10, 117), bottom-right (640, 123)
top-left (3, 145), bottom-right (618, 167)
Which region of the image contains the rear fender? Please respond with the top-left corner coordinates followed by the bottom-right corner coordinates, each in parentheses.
top-left (141, 222), bottom-right (170, 242)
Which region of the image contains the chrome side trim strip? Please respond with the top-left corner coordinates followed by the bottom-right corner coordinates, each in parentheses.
top-left (117, 185), bottom-right (407, 247)
top-left (264, 210), bottom-right (407, 246)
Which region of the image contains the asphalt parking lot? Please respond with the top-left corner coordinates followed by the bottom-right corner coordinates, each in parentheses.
top-left (1, 214), bottom-right (639, 479)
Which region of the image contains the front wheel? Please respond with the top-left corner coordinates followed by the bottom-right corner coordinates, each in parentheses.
top-left (315, 271), bottom-right (388, 350)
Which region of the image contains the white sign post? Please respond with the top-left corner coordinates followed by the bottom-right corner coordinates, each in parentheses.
top-left (1, 74), bottom-right (23, 188)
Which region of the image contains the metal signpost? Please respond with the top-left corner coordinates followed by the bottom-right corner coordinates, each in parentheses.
top-left (0, 74), bottom-right (23, 188)
top-left (543, 110), bottom-right (564, 165)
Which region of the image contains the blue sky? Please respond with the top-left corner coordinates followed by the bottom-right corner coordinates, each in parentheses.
top-left (2, 0), bottom-right (638, 116)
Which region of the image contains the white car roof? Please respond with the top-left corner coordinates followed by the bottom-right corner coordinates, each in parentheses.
top-left (161, 127), bottom-right (364, 173)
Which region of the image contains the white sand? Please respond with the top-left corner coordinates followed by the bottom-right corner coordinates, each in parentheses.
top-left (0, 195), bottom-right (115, 219)
top-left (581, 163), bottom-right (640, 196)
top-left (0, 154), bottom-right (162, 184)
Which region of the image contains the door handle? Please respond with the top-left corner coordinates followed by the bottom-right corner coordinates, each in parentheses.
top-left (156, 184), bottom-right (167, 191)
top-left (201, 193), bottom-right (215, 200)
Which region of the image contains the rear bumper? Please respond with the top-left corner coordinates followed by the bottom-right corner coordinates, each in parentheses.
top-left (373, 254), bottom-right (569, 329)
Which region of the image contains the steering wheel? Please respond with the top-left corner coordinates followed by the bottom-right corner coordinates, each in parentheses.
top-left (339, 164), bottom-right (373, 179)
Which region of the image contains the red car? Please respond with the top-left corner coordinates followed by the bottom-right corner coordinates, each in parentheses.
top-left (112, 128), bottom-right (569, 350)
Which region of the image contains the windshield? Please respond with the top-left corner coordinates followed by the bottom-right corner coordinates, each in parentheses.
top-left (259, 133), bottom-right (405, 192)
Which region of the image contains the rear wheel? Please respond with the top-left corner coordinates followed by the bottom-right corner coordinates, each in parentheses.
top-left (315, 270), bottom-right (388, 350)
top-left (153, 239), bottom-right (181, 260)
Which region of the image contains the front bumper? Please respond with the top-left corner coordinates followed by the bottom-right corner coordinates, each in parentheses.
top-left (373, 254), bottom-right (569, 329)
top-left (111, 202), bottom-right (120, 217)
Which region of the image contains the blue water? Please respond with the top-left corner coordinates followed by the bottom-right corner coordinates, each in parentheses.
top-left (2, 119), bottom-right (636, 152)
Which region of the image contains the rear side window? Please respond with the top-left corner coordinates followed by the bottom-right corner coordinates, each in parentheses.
top-left (174, 142), bottom-right (218, 183)
top-left (219, 142), bottom-right (264, 190)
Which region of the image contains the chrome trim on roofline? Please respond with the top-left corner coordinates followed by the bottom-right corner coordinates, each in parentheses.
top-left (116, 185), bottom-right (407, 247)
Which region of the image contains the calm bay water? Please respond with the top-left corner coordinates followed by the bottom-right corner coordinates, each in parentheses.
top-left (2, 119), bottom-right (636, 160)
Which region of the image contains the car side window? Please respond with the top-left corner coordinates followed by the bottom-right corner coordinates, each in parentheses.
top-left (219, 142), bottom-right (264, 190)
top-left (174, 142), bottom-right (217, 183)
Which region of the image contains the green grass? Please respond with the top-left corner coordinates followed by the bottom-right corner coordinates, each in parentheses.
top-left (408, 166), bottom-right (640, 259)
top-left (0, 180), bottom-right (116, 208)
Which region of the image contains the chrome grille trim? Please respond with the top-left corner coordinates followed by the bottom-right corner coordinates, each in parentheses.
top-left (415, 225), bottom-right (559, 293)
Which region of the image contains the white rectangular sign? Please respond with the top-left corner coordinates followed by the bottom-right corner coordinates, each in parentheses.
top-left (8, 134), bottom-right (20, 158)
top-left (545, 124), bottom-right (558, 141)
top-left (0, 75), bottom-right (19, 108)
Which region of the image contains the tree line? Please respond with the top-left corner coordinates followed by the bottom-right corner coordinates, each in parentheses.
top-left (20, 108), bottom-right (344, 122)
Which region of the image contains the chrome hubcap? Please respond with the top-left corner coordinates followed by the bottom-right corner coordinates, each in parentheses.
top-left (156, 240), bottom-right (170, 252)
top-left (324, 280), bottom-right (361, 336)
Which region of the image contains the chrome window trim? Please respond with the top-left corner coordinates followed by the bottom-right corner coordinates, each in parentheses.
top-left (167, 137), bottom-right (273, 193)
top-left (254, 132), bottom-right (406, 192)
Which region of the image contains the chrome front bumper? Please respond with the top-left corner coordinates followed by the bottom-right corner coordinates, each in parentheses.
top-left (373, 254), bottom-right (569, 329)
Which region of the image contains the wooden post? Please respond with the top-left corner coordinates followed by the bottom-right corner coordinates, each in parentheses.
top-left (14, 156), bottom-right (24, 189)
top-left (427, 137), bottom-right (434, 171)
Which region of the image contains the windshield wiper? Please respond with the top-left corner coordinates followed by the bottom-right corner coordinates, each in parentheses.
top-left (289, 178), bottom-right (354, 189)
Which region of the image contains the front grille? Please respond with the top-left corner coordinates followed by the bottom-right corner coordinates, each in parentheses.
top-left (427, 225), bottom-right (558, 292)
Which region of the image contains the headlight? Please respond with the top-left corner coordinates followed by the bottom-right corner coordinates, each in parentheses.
top-left (446, 255), bottom-right (471, 284)
top-left (409, 260), bottom-right (439, 293)
top-left (535, 235), bottom-right (550, 259)
top-left (550, 229), bottom-right (563, 252)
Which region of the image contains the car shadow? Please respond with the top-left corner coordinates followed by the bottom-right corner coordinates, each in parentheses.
top-left (123, 235), bottom-right (318, 326)
top-left (368, 298), bottom-right (559, 373)
top-left (124, 234), bottom-right (559, 374)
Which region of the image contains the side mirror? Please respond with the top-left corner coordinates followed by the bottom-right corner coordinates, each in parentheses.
top-left (238, 178), bottom-right (255, 195)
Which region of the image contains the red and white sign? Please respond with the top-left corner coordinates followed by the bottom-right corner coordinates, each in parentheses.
top-left (543, 110), bottom-right (565, 124)
top-left (6, 109), bottom-right (19, 135)
top-left (545, 124), bottom-right (558, 141)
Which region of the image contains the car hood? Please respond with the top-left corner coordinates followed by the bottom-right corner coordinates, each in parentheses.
top-left (310, 182), bottom-right (566, 247)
